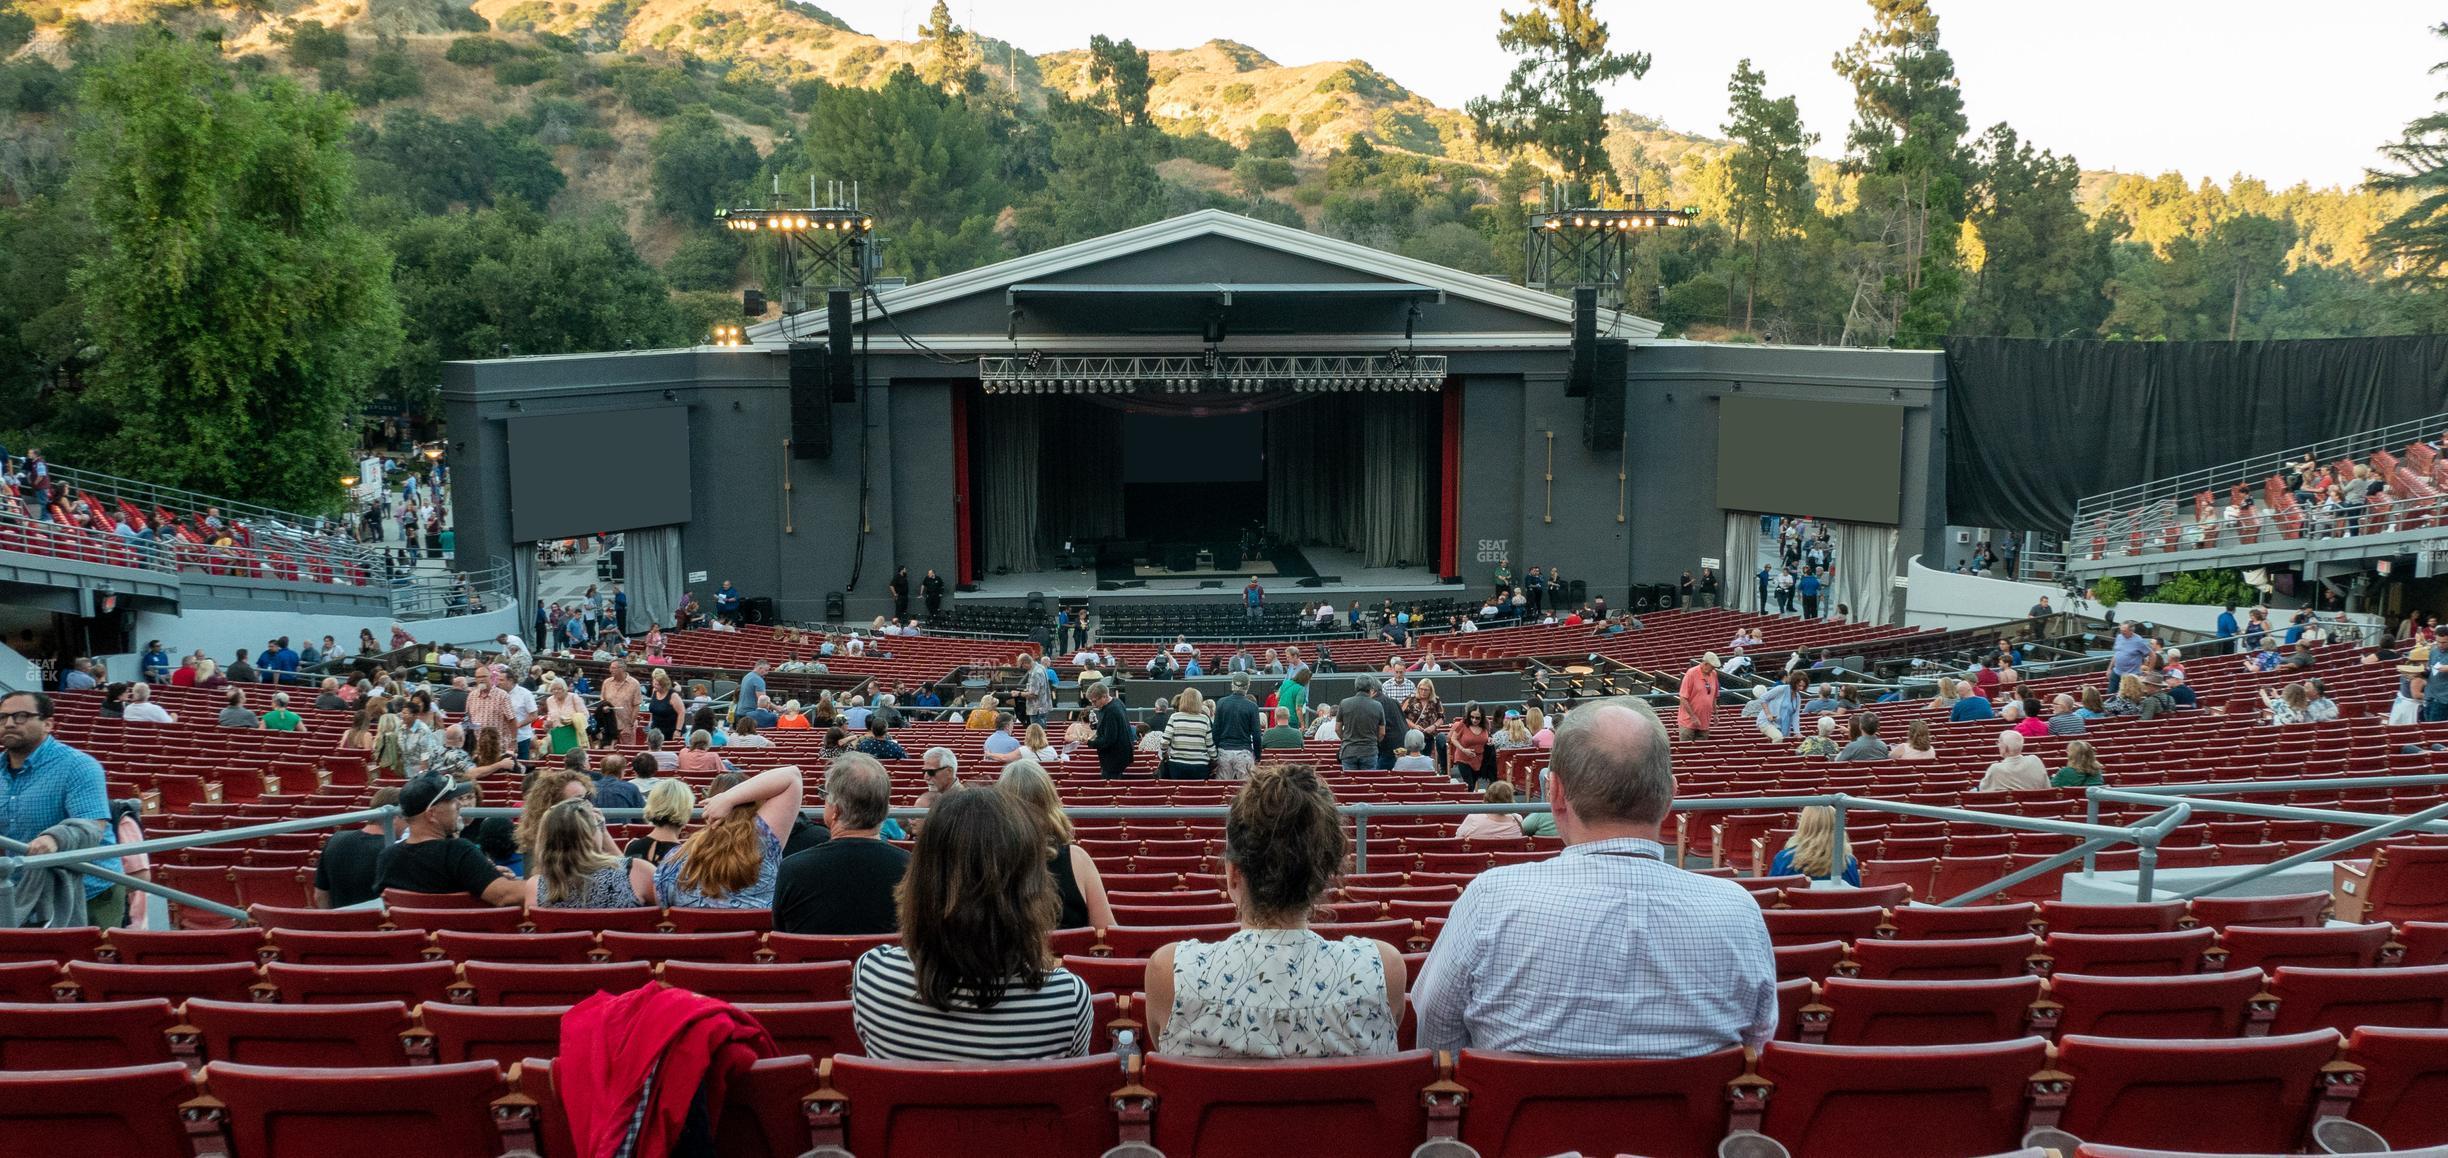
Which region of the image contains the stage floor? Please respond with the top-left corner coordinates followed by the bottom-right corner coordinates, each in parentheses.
top-left (964, 547), bottom-right (1455, 601)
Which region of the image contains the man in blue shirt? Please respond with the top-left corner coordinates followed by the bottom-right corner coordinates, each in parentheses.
top-left (1950, 691), bottom-right (1997, 722)
top-left (715, 581), bottom-right (742, 625)
top-left (1798, 569), bottom-right (1823, 618)
top-left (2108, 621), bottom-right (2150, 695)
top-left (738, 661), bottom-right (768, 714)
top-left (2215, 604), bottom-right (2240, 643)
top-left (611, 584), bottom-right (628, 634)
top-left (0, 690), bottom-right (121, 925)
top-left (140, 641), bottom-right (168, 683)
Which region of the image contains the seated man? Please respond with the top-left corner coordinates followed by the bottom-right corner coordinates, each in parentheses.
top-left (373, 774), bottom-right (524, 906)
top-left (772, 754), bottom-right (910, 936)
top-left (1411, 698), bottom-right (1776, 1058)
top-left (1977, 730), bottom-right (2050, 792)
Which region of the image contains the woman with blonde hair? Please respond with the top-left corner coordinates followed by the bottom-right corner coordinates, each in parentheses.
top-left (1023, 722), bottom-right (1063, 763)
top-left (646, 668), bottom-right (684, 741)
top-left (996, 760), bottom-right (1114, 929)
top-left (2054, 740), bottom-right (2109, 788)
top-left (624, 778), bottom-right (695, 864)
top-left (371, 713), bottom-right (410, 778)
top-left (1770, 806), bottom-right (1860, 884)
top-left (677, 729), bottom-right (726, 775)
top-left (656, 765), bottom-right (805, 909)
top-left (515, 768), bottom-right (594, 868)
top-left (1495, 711), bottom-right (1534, 750)
top-left (1455, 780), bottom-right (1525, 841)
top-left (528, 798), bottom-right (656, 908)
top-left (1893, 719), bottom-right (1938, 761)
top-left (1161, 687), bottom-right (1214, 780)
top-left (542, 677), bottom-right (588, 755)
top-left (776, 699), bottom-right (811, 729)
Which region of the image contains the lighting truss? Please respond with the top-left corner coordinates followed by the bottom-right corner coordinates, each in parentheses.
top-left (1525, 199), bottom-right (1699, 305)
top-left (975, 353), bottom-right (1449, 395)
top-left (714, 204), bottom-right (873, 310)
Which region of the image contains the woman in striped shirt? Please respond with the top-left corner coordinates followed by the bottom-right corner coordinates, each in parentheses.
top-left (1159, 688), bottom-right (1215, 780)
top-left (850, 790), bottom-right (1094, 1061)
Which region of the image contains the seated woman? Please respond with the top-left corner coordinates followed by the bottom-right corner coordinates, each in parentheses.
top-left (1146, 763), bottom-right (1405, 1058)
top-left (849, 790), bottom-right (1095, 1061)
top-left (1794, 714), bottom-right (1841, 758)
top-left (1455, 780), bottom-right (1525, 841)
top-left (677, 729), bottom-right (727, 776)
top-left (2054, 740), bottom-right (2108, 788)
top-left (528, 798), bottom-right (657, 908)
top-left (1769, 805), bottom-right (1860, 885)
top-left (624, 778), bottom-right (693, 864)
top-left (1892, 719), bottom-right (1937, 761)
top-left (655, 765), bottom-right (805, 910)
top-left (997, 760), bottom-right (1115, 930)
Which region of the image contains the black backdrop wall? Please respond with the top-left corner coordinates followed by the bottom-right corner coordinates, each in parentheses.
top-left (1943, 336), bottom-right (2448, 530)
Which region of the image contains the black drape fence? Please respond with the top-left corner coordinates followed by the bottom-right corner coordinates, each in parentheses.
top-left (1943, 336), bottom-right (2448, 531)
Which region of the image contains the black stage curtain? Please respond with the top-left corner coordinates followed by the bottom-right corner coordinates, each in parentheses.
top-left (1943, 336), bottom-right (2448, 530)
top-left (974, 396), bottom-right (1127, 573)
top-left (1267, 392), bottom-right (1437, 568)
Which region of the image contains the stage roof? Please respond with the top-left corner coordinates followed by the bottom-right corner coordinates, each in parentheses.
top-left (1003, 282), bottom-right (1446, 305)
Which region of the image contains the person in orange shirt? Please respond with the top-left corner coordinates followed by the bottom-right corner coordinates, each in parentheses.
top-left (1676, 652), bottom-right (1722, 741)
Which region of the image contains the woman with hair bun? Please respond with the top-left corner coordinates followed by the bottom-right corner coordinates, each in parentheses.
top-left (1145, 763), bottom-right (1404, 1057)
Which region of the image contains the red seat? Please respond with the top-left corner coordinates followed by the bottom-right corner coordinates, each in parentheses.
top-left (267, 929), bottom-right (430, 966)
top-left (433, 930), bottom-right (599, 963)
top-left (1110, 902), bottom-right (1241, 926)
top-left (2041, 928), bottom-right (2216, 976)
top-left (1774, 940), bottom-right (1848, 983)
top-left (599, 930), bottom-right (763, 964)
top-left (246, 905), bottom-right (385, 933)
top-left (659, 908), bottom-right (773, 933)
top-left (1137, 1050), bottom-right (1452, 1158)
top-left (201, 1059), bottom-right (510, 1158)
top-left (2037, 901), bottom-right (2189, 935)
top-left (1886, 903), bottom-right (2038, 941)
top-left (1816, 976), bottom-right (2042, 1046)
top-left (412, 1003), bottom-right (568, 1066)
top-left (739, 1001), bottom-right (863, 1059)
top-left (183, 998), bottom-right (413, 1067)
top-left (67, 959), bottom-right (260, 1003)
top-left (2267, 964), bottom-right (2448, 1036)
top-left (813, 1053), bottom-right (1128, 1158)
top-left (521, 906), bottom-right (665, 933)
top-left (0, 959), bottom-right (60, 1000)
top-left (2345, 1026), bottom-right (2448, 1148)
top-left (262, 960), bottom-right (456, 1006)
top-left (2188, 892), bottom-right (2330, 929)
top-left (0, 926), bottom-right (103, 963)
top-left (1452, 1047), bottom-right (1747, 1158)
top-left (2218, 923), bottom-right (2395, 972)
top-left (1779, 883), bottom-right (1914, 910)
top-left (661, 960), bottom-right (852, 1003)
top-left (2045, 969), bottom-right (2268, 1039)
top-left (1762, 906), bottom-right (1887, 948)
top-left (1754, 1037), bottom-right (2051, 1158)
top-left (2399, 921), bottom-right (2448, 967)
top-left (2049, 1030), bottom-right (2344, 1153)
top-left (1849, 935), bottom-right (2038, 981)
top-left (1098, 924), bottom-right (1239, 958)
top-left (1062, 953), bottom-right (1154, 999)
top-left (378, 889), bottom-right (488, 910)
top-left (0, 998), bottom-right (177, 1068)
top-left (2334, 843), bottom-right (2448, 924)
top-left (382, 906), bottom-right (525, 934)
top-left (462, 960), bottom-right (655, 1006)
top-left (0, 1062), bottom-right (197, 1156)
top-left (108, 927), bottom-right (268, 966)
top-left (764, 932), bottom-right (898, 963)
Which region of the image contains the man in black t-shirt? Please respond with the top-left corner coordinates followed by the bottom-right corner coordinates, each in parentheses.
top-left (374, 774), bottom-right (525, 906)
top-left (772, 753), bottom-right (908, 936)
top-left (314, 786), bottom-right (400, 908)
top-left (1087, 681), bottom-right (1134, 779)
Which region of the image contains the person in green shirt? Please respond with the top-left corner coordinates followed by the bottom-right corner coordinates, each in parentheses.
top-left (1260, 710), bottom-right (1306, 752)
top-left (1275, 669), bottom-right (1312, 727)
top-left (1519, 808), bottom-right (1557, 837)
top-left (2052, 739), bottom-right (2107, 788)
top-left (262, 691), bottom-right (303, 732)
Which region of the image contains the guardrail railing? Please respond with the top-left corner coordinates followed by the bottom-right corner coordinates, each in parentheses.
top-left (2072, 411), bottom-right (2448, 531)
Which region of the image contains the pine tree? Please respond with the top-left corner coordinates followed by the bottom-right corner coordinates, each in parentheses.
top-left (2370, 23), bottom-right (2448, 286)
top-left (1832, 0), bottom-right (1969, 347)
top-left (914, 2), bottom-right (980, 94)
top-left (1719, 59), bottom-right (1815, 334)
top-left (1465, 0), bottom-right (1649, 204)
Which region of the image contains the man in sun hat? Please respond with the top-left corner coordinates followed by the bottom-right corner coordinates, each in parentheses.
top-left (1677, 652), bottom-right (1723, 742)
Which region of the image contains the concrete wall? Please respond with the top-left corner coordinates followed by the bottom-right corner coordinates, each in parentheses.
top-left (1903, 555), bottom-right (2069, 631)
top-left (106, 602), bottom-right (519, 679)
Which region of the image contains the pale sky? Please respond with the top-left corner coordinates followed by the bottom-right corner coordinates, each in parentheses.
top-left (807, 0), bottom-right (2444, 190)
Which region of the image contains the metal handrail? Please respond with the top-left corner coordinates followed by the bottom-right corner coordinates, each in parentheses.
top-left (393, 555), bottom-right (515, 621)
top-left (2076, 490), bottom-right (2448, 565)
top-left (41, 460), bottom-right (338, 532)
top-left (2086, 775), bottom-right (2448, 902)
top-left (2073, 410), bottom-right (2448, 528)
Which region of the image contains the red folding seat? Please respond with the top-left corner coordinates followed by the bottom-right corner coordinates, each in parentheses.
top-left (1930, 855), bottom-right (2016, 904)
top-left (1062, 953), bottom-right (1153, 999)
top-left (2037, 901), bottom-right (2189, 935)
top-left (1452, 1047), bottom-right (1747, 1158)
top-left (461, 960), bottom-right (654, 1006)
top-left (599, 930), bottom-right (762, 964)
top-left (262, 960), bottom-right (456, 1006)
top-left (0, 998), bottom-right (177, 1068)
top-left (66, 959), bottom-right (261, 1003)
top-left (382, 906), bottom-right (525, 934)
top-left (244, 905), bottom-right (384, 933)
top-left (1773, 940), bottom-right (1848, 983)
top-left (2188, 891), bottom-right (2330, 929)
top-left (1098, 923), bottom-right (1238, 958)
top-left (199, 1059), bottom-right (513, 1158)
top-left (810, 1053), bottom-right (1128, 1158)
top-left (0, 959), bottom-right (60, 1000)
top-left (0, 925), bottom-right (104, 963)
top-left (1887, 903), bottom-right (2038, 941)
top-left (1049, 927), bottom-right (1101, 957)
top-left (1778, 882), bottom-right (1913, 910)
top-left (1110, 902), bottom-right (1241, 926)
top-left (2400, 921), bottom-right (2448, 967)
top-left (661, 960), bottom-right (852, 1003)
top-left (1849, 935), bottom-right (2038, 981)
top-left (230, 867), bottom-right (315, 910)
top-left (410, 1002), bottom-right (568, 1066)
top-left (763, 931), bottom-right (898, 963)
top-left (2043, 968), bottom-right (2268, 1039)
top-left (2267, 964), bottom-right (2448, 1035)
top-left (2218, 923), bottom-right (2395, 972)
top-left (155, 864), bottom-right (245, 928)
top-left (1135, 1050), bottom-right (1454, 1158)
top-left (378, 888), bottom-right (489, 910)
top-left (2040, 928), bottom-right (2216, 976)
top-left (1858, 857), bottom-right (1935, 898)
top-left (433, 930), bottom-right (598, 963)
top-left (1753, 1037), bottom-right (2051, 1158)
top-left (183, 998), bottom-right (414, 1067)
top-left (2344, 1026), bottom-right (2448, 1149)
top-left (1762, 906), bottom-right (1886, 948)
top-left (2046, 1030), bottom-right (2345, 1153)
top-left (1815, 976), bottom-right (2042, 1046)
top-left (520, 905), bottom-right (665, 933)
top-left (661, 908), bottom-right (772, 933)
top-left (267, 929), bottom-right (430, 966)
top-left (739, 1001), bottom-right (863, 1059)
top-left (0, 1062), bottom-right (197, 1156)
top-left (2333, 843), bottom-right (2448, 924)
top-left (108, 927), bottom-right (268, 966)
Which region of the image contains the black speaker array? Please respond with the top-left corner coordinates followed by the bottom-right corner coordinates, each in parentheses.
top-left (1583, 339), bottom-right (1627, 451)
top-left (1566, 287), bottom-right (1598, 398)
top-left (790, 344), bottom-right (831, 459)
top-left (826, 289), bottom-right (855, 402)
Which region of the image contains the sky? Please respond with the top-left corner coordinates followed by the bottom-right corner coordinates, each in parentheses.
top-left (805, 0), bottom-right (2445, 190)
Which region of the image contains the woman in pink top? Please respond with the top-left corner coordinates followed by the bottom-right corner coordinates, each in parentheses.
top-left (676, 729), bottom-right (727, 774)
top-left (1454, 781), bottom-right (1525, 841)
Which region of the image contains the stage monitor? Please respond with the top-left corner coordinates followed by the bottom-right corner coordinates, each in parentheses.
top-left (1716, 396), bottom-right (1903, 525)
top-left (1121, 412), bottom-right (1264, 484)
top-left (507, 406), bottom-right (693, 542)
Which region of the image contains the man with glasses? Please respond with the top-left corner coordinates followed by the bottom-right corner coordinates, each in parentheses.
top-left (0, 690), bottom-right (123, 926)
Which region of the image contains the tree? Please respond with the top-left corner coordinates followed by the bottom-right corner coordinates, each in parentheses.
top-left (649, 109), bottom-right (760, 223)
top-left (914, 1), bottom-right (980, 94)
top-left (1010, 96), bottom-right (1168, 251)
top-left (1465, 0), bottom-right (1649, 204)
top-left (351, 109), bottom-right (565, 214)
top-left (2205, 211), bottom-right (2294, 340)
top-left (63, 35), bottom-right (400, 510)
top-left (1086, 34), bottom-right (1150, 126)
top-left (1958, 123), bottom-right (2109, 338)
top-left (1718, 59), bottom-right (1815, 333)
top-left (2371, 23), bottom-right (2448, 281)
top-left (780, 67), bottom-right (1005, 279)
top-left (1832, 0), bottom-right (1969, 346)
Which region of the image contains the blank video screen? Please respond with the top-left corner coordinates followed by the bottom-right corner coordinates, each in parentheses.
top-left (1121, 412), bottom-right (1265, 484)
top-left (507, 407), bottom-right (693, 542)
top-left (1716, 396), bottom-right (1903, 524)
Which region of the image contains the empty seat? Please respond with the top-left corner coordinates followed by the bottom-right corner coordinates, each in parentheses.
top-left (2219, 923), bottom-right (2395, 972)
top-left (1062, 954), bottom-right (1155, 1000)
top-left (262, 960), bottom-right (456, 1006)
top-left (245, 905), bottom-right (384, 933)
top-left (2037, 901), bottom-right (2189, 935)
top-left (66, 959), bottom-right (260, 1003)
top-left (266, 929), bottom-right (430, 966)
top-left (0, 959), bottom-right (60, 1001)
top-left (661, 960), bottom-right (851, 1003)
top-left (1754, 1037), bottom-right (2051, 1158)
top-left (412, 1003), bottom-right (568, 1066)
top-left (812, 1053), bottom-right (1128, 1158)
top-left (461, 960), bottom-right (654, 1006)
top-left (2267, 964), bottom-right (2448, 1036)
top-left (0, 926), bottom-right (103, 964)
top-left (739, 1001), bottom-right (863, 1060)
top-left (432, 930), bottom-right (598, 964)
top-left (1849, 935), bottom-right (2038, 981)
top-left (2399, 921), bottom-right (2448, 967)
top-left (598, 930), bottom-right (762, 964)
top-left (521, 906), bottom-right (664, 933)
top-left (107, 927), bottom-right (268, 967)
top-left (1452, 1047), bottom-right (1747, 1158)
top-left (182, 999), bottom-right (414, 1067)
top-left (2048, 1030), bottom-right (2344, 1153)
top-left (1762, 906), bottom-right (1887, 948)
top-left (0, 998), bottom-right (177, 1068)
top-left (2041, 928), bottom-right (2216, 976)
top-left (1774, 940), bottom-right (1849, 983)
top-left (1886, 903), bottom-right (2038, 941)
top-left (2188, 892), bottom-right (2330, 929)
top-left (2334, 843), bottom-right (2448, 924)
top-left (2045, 969), bottom-right (2268, 1039)
top-left (763, 932), bottom-right (898, 963)
top-left (0, 1062), bottom-right (197, 1156)
top-left (1137, 1051), bottom-right (1452, 1158)
top-left (201, 1059), bottom-right (510, 1158)
top-left (2346, 1026), bottom-right (2448, 1149)
top-left (1817, 977), bottom-right (2042, 1046)
top-left (1779, 883), bottom-right (1915, 910)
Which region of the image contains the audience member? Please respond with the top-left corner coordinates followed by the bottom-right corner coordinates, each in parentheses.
top-left (1675, 652), bottom-right (1722, 741)
top-left (527, 798), bottom-right (656, 908)
top-left (373, 773), bottom-right (524, 906)
top-left (773, 754), bottom-right (907, 935)
top-left (1769, 806), bottom-right (1860, 885)
top-left (1455, 781), bottom-right (1526, 840)
top-left (624, 779), bottom-right (693, 864)
top-left (218, 689), bottom-right (260, 729)
top-left (122, 683), bottom-right (176, 724)
top-left (854, 716), bottom-right (908, 761)
top-left (2046, 694), bottom-right (2087, 736)
top-left (1834, 711), bottom-right (1888, 761)
top-left (998, 760), bottom-right (1115, 930)
top-left (655, 764), bottom-right (804, 910)
top-left (313, 786), bottom-right (401, 908)
top-left (262, 692), bottom-right (302, 732)
top-left (1794, 714), bottom-right (1840, 758)
top-left (1893, 719), bottom-right (1937, 761)
top-left (1161, 688), bottom-right (1216, 780)
top-left (2054, 740), bottom-right (2108, 788)
top-left (1087, 682), bottom-right (1134, 779)
top-left (1978, 731), bottom-right (2050, 792)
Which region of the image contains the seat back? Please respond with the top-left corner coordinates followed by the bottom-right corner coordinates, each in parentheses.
top-left (1849, 935), bottom-right (2038, 981)
top-left (521, 906), bottom-right (665, 933)
top-left (2218, 923), bottom-right (2394, 972)
top-left (739, 1001), bottom-right (863, 1059)
top-left (2268, 964), bottom-right (2448, 1036)
top-left (266, 929), bottom-right (430, 966)
top-left (433, 930), bottom-right (598, 964)
top-left (0, 926), bottom-right (103, 964)
top-left (183, 999), bottom-right (413, 1067)
top-left (599, 930), bottom-right (764, 964)
top-left (1819, 977), bottom-right (2041, 1046)
top-left (67, 959), bottom-right (260, 1003)
top-left (1754, 1038), bottom-right (2050, 1158)
top-left (1778, 883), bottom-right (1914, 910)
top-left (382, 906), bottom-right (525, 934)
top-left (1453, 1047), bottom-right (1745, 1158)
top-left (661, 960), bottom-right (852, 1003)
top-left (2045, 969), bottom-right (2266, 1039)
top-left (204, 1059), bottom-right (507, 1158)
top-left (712, 1055), bottom-right (825, 1157)
top-left (263, 960), bottom-right (456, 1006)
top-left (0, 998), bottom-right (177, 1068)
top-left (763, 932), bottom-right (898, 963)
top-left (2052, 1030), bottom-right (2342, 1153)
top-left (824, 1053), bottom-right (1126, 1158)
top-left (1762, 906), bottom-right (1887, 948)
top-left (2187, 892), bottom-right (2329, 929)
top-left (2036, 901), bottom-right (2188, 935)
top-left (1140, 1051), bottom-right (1441, 1158)
top-left (462, 960), bottom-right (655, 1006)
top-left (2040, 928), bottom-right (2215, 976)
top-left (1773, 940), bottom-right (1848, 983)
top-left (246, 905), bottom-right (384, 933)
top-left (0, 1062), bottom-right (196, 1155)
top-left (1886, 903), bottom-right (2037, 941)
top-left (2364, 843), bottom-right (2448, 923)
top-left (416, 1003), bottom-right (568, 1066)
top-left (108, 927), bottom-right (268, 966)
top-left (2346, 1026), bottom-right (2448, 1149)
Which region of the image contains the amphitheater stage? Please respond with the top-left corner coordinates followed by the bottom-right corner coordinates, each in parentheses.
top-left (959, 546), bottom-right (1462, 605)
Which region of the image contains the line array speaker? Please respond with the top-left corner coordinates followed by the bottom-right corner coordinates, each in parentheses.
top-left (1566, 287), bottom-right (1599, 397)
top-left (1582, 339), bottom-right (1627, 451)
top-left (826, 289), bottom-right (856, 402)
top-left (790, 344), bottom-right (831, 460)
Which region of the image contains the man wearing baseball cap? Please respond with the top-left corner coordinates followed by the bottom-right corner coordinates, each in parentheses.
top-left (1677, 652), bottom-right (1723, 742)
top-left (372, 773), bottom-right (524, 906)
top-left (1211, 671), bottom-right (1264, 782)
